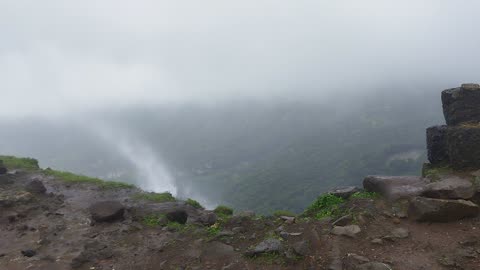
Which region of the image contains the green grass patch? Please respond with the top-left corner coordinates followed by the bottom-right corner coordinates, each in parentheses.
top-left (422, 164), bottom-right (453, 181)
top-left (214, 205), bottom-right (234, 218)
top-left (206, 223), bottom-right (221, 236)
top-left (44, 168), bottom-right (135, 189)
top-left (0, 155), bottom-right (39, 170)
top-left (350, 191), bottom-right (380, 199)
top-left (133, 192), bottom-right (176, 203)
top-left (186, 198), bottom-right (203, 209)
top-left (142, 214), bottom-right (166, 227)
top-left (272, 210), bottom-right (296, 217)
top-left (303, 194), bottom-right (345, 219)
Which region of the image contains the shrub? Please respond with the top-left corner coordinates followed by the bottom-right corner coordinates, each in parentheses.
top-left (186, 198), bottom-right (203, 209)
top-left (214, 205), bottom-right (234, 217)
top-left (44, 168), bottom-right (135, 189)
top-left (133, 192), bottom-right (176, 203)
top-left (304, 194), bottom-right (345, 219)
top-left (0, 156), bottom-right (39, 170)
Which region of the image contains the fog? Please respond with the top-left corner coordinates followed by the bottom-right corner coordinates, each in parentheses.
top-left (1, 1), bottom-right (479, 212)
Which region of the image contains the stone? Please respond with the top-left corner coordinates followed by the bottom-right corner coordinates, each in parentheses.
top-left (244, 238), bottom-right (283, 257)
top-left (421, 176), bottom-right (475, 199)
top-left (408, 197), bottom-right (479, 222)
top-left (166, 209), bottom-right (188, 224)
top-left (343, 253), bottom-right (370, 270)
top-left (442, 85), bottom-right (480, 126)
top-left (371, 238), bottom-right (383, 245)
top-left (21, 249), bottom-right (36, 257)
top-left (292, 240), bottom-right (309, 256)
top-left (390, 228), bottom-right (409, 239)
top-left (331, 225), bottom-right (361, 238)
top-left (426, 125), bottom-right (449, 165)
top-left (446, 126), bottom-right (480, 169)
top-left (357, 262), bottom-right (393, 270)
top-left (363, 175), bottom-right (428, 200)
top-left (25, 179), bottom-right (47, 194)
top-left (197, 211), bottom-right (217, 226)
top-left (71, 241), bottom-right (113, 268)
top-left (329, 186), bottom-right (361, 199)
top-left (279, 216), bottom-right (295, 223)
top-left (89, 201), bottom-right (125, 222)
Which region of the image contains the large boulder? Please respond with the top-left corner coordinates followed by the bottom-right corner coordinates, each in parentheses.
top-left (363, 176), bottom-right (428, 200)
top-left (408, 197), bottom-right (479, 222)
top-left (426, 125), bottom-right (449, 165)
top-left (421, 176), bottom-right (475, 199)
top-left (446, 125), bottom-right (480, 169)
top-left (442, 84), bottom-right (480, 126)
top-left (89, 201), bottom-right (125, 222)
top-left (25, 179), bottom-right (47, 194)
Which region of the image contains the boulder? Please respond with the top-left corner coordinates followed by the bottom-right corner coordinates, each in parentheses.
top-left (426, 125), bottom-right (449, 165)
top-left (196, 211), bottom-right (217, 226)
top-left (25, 179), bottom-right (47, 194)
top-left (442, 84), bottom-right (480, 126)
top-left (166, 209), bottom-right (188, 224)
top-left (0, 160), bottom-right (6, 175)
top-left (421, 176), bottom-right (475, 199)
top-left (408, 197), bottom-right (479, 222)
top-left (329, 186), bottom-right (361, 199)
top-left (331, 225), bottom-right (361, 238)
top-left (363, 176), bottom-right (428, 200)
top-left (89, 201), bottom-right (125, 222)
top-left (244, 238), bottom-right (283, 257)
top-left (446, 126), bottom-right (480, 169)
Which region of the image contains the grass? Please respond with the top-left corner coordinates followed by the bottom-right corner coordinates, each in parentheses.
top-left (303, 194), bottom-right (345, 220)
top-left (142, 214), bottom-right (166, 227)
top-left (214, 205), bottom-right (234, 218)
top-left (350, 191), bottom-right (380, 199)
top-left (44, 168), bottom-right (135, 189)
top-left (0, 155), bottom-right (39, 170)
top-left (186, 198), bottom-right (203, 209)
top-left (422, 165), bottom-right (453, 181)
top-left (206, 222), bottom-right (221, 236)
top-left (133, 192), bottom-right (176, 203)
top-left (273, 210), bottom-right (296, 217)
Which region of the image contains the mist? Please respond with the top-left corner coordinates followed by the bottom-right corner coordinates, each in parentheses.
top-left (1, 1), bottom-right (479, 212)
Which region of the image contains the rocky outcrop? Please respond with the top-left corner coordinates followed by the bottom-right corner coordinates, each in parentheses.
top-left (442, 83), bottom-right (480, 126)
top-left (89, 201), bottom-right (125, 222)
top-left (329, 186), bottom-right (361, 199)
top-left (0, 160), bottom-right (6, 175)
top-left (363, 176), bottom-right (428, 200)
top-left (446, 126), bottom-right (480, 169)
top-left (426, 125), bottom-right (449, 165)
top-left (408, 197), bottom-right (479, 222)
top-left (421, 176), bottom-right (475, 199)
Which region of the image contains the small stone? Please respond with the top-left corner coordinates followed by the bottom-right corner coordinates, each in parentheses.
top-left (391, 228), bottom-right (409, 239)
top-left (371, 238), bottom-right (383, 245)
top-left (21, 249), bottom-right (36, 257)
top-left (331, 225), bottom-right (361, 238)
top-left (279, 231), bottom-right (289, 239)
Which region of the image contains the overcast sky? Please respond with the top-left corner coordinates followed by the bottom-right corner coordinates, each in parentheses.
top-left (1, 1), bottom-right (480, 118)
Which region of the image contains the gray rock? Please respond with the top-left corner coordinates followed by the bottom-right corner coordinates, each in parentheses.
top-left (426, 125), bottom-right (449, 165)
top-left (371, 238), bottom-right (383, 245)
top-left (408, 197), bottom-right (479, 222)
top-left (446, 126), bottom-right (480, 169)
top-left (329, 186), bottom-right (361, 199)
top-left (357, 262), bottom-right (393, 270)
top-left (292, 240), bottom-right (309, 256)
top-left (166, 209), bottom-right (188, 224)
top-left (0, 160), bottom-right (6, 175)
top-left (422, 176), bottom-right (475, 199)
top-left (25, 179), bottom-right (47, 194)
top-left (197, 211), bottom-right (217, 226)
top-left (89, 201), bottom-right (125, 222)
top-left (363, 175), bottom-right (428, 200)
top-left (343, 253), bottom-right (370, 270)
top-left (331, 225), bottom-right (361, 238)
top-left (442, 84), bottom-right (480, 126)
top-left (245, 238), bottom-right (283, 257)
top-left (390, 228), bottom-right (409, 239)
top-left (21, 249), bottom-right (36, 257)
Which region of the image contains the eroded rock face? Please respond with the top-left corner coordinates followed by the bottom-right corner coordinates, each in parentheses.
top-left (89, 201), bottom-right (125, 222)
top-left (408, 197), bottom-right (479, 222)
top-left (426, 125), bottom-right (449, 165)
top-left (442, 84), bottom-right (480, 126)
top-left (421, 176), bottom-right (475, 199)
top-left (446, 126), bottom-right (480, 169)
top-left (25, 179), bottom-right (47, 194)
top-left (363, 176), bottom-right (428, 200)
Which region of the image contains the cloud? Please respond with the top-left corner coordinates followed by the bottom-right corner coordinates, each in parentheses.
top-left (1, 1), bottom-right (480, 118)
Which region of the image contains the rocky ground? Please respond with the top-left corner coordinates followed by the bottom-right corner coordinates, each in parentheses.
top-left (1, 160), bottom-right (480, 270)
